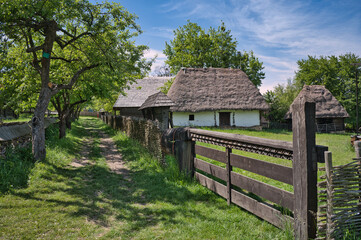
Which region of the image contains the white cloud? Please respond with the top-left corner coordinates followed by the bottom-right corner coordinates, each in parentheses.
top-left (157, 0), bottom-right (361, 89)
top-left (144, 48), bottom-right (166, 59)
top-left (144, 48), bottom-right (167, 75)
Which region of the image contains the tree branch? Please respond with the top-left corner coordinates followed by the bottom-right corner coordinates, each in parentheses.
top-left (26, 45), bottom-right (44, 53)
top-left (56, 29), bottom-right (92, 49)
top-left (27, 29), bottom-right (42, 74)
top-left (50, 63), bottom-right (100, 95)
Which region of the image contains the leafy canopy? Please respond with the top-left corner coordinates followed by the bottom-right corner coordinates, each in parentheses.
top-left (263, 79), bottom-right (301, 123)
top-left (294, 53), bottom-right (361, 125)
top-left (163, 21), bottom-right (264, 87)
top-left (0, 0), bottom-right (152, 113)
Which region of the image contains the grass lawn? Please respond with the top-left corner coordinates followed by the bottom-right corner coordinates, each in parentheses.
top-left (0, 117), bottom-right (292, 239)
top-left (195, 127), bottom-right (356, 194)
top-left (200, 127), bottom-right (355, 166)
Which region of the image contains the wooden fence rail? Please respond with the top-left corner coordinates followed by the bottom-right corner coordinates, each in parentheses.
top-left (173, 98), bottom-right (326, 239)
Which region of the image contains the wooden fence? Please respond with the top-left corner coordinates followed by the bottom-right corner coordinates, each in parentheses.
top-left (317, 149), bottom-right (361, 239)
top-left (166, 98), bottom-right (328, 239)
top-left (190, 129), bottom-right (294, 229)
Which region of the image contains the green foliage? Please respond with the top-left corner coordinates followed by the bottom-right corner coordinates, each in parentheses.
top-left (0, 0), bottom-right (152, 114)
top-left (158, 77), bottom-right (174, 94)
top-left (0, 145), bottom-right (35, 194)
top-left (264, 79), bottom-right (301, 122)
top-left (294, 53), bottom-right (361, 126)
top-left (164, 21), bottom-right (264, 87)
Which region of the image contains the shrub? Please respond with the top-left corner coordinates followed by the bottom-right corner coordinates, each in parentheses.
top-left (0, 145), bottom-right (35, 194)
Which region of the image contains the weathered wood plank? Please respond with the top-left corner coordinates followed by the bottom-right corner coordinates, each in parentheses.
top-left (292, 99), bottom-right (317, 239)
top-left (226, 147), bottom-right (232, 205)
top-left (230, 154), bottom-right (293, 185)
top-left (231, 172), bottom-right (294, 211)
top-left (194, 158), bottom-right (227, 181)
top-left (195, 172), bottom-right (227, 198)
top-left (195, 145), bottom-right (226, 163)
top-left (231, 189), bottom-right (292, 229)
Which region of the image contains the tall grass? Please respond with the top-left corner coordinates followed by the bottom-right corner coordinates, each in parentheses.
top-left (0, 145), bottom-right (34, 193)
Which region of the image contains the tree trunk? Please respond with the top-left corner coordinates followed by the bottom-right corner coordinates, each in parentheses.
top-left (66, 114), bottom-right (72, 130)
top-left (59, 117), bottom-right (67, 139)
top-left (31, 20), bottom-right (58, 161)
top-left (32, 87), bottom-right (52, 160)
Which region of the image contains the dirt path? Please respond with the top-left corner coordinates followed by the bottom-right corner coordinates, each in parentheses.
top-left (69, 126), bottom-right (130, 181)
top-left (99, 131), bottom-right (131, 181)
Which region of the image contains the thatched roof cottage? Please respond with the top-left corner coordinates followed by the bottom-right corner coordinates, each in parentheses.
top-left (285, 85), bottom-right (349, 132)
top-left (113, 77), bottom-right (171, 117)
top-left (167, 68), bottom-right (269, 127)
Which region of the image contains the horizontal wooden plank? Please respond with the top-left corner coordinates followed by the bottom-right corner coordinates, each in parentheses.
top-left (231, 172), bottom-right (294, 211)
top-left (195, 172), bottom-right (227, 199)
top-left (194, 158), bottom-right (227, 181)
top-left (230, 153), bottom-right (293, 185)
top-left (195, 145), bottom-right (226, 163)
top-left (231, 189), bottom-right (293, 229)
top-left (190, 128), bottom-right (293, 151)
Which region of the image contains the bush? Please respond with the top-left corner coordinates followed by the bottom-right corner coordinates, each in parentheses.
top-left (0, 123), bottom-right (59, 194)
top-left (0, 145), bottom-right (35, 194)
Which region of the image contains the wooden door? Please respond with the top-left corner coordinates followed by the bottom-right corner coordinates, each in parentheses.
top-left (219, 112), bottom-right (230, 127)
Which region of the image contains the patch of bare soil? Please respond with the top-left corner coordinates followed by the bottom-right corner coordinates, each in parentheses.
top-left (69, 137), bottom-right (93, 168)
top-left (99, 132), bottom-right (131, 181)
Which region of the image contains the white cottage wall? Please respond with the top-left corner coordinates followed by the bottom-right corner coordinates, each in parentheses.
top-left (173, 110), bottom-right (260, 127)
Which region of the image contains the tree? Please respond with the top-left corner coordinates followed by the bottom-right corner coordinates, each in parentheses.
top-left (0, 0), bottom-right (151, 160)
top-left (264, 79), bottom-right (301, 123)
top-left (294, 53), bottom-right (361, 126)
top-left (163, 21), bottom-right (265, 87)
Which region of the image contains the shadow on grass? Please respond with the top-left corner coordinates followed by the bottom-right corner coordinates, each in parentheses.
top-left (11, 117), bottom-right (223, 238)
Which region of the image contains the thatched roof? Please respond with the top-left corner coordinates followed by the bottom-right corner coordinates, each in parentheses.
top-left (139, 92), bottom-right (175, 110)
top-left (167, 68), bottom-right (269, 112)
top-left (285, 85), bottom-right (349, 119)
top-left (113, 77), bottom-right (171, 109)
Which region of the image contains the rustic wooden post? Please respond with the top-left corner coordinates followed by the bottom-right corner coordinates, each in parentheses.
top-left (292, 98), bottom-right (317, 239)
top-left (174, 128), bottom-right (195, 177)
top-left (325, 151), bottom-right (334, 239)
top-left (226, 147), bottom-right (232, 205)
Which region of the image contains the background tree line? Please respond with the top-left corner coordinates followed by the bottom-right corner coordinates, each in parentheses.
top-left (264, 53), bottom-right (361, 129)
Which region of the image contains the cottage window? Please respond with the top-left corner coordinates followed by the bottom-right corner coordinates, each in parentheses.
top-left (189, 114), bottom-right (195, 121)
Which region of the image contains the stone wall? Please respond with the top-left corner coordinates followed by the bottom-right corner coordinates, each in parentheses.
top-left (101, 115), bottom-right (163, 160)
top-left (0, 118), bottom-right (57, 157)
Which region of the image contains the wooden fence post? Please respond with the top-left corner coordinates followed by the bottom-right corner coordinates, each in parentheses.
top-left (173, 128), bottom-right (195, 177)
top-left (355, 141), bottom-right (361, 158)
top-left (325, 151), bottom-right (334, 239)
top-left (292, 98), bottom-right (317, 239)
top-left (226, 147), bottom-right (232, 205)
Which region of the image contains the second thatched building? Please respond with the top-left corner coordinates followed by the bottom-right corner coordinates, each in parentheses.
top-left (167, 68), bottom-right (269, 128)
top-left (285, 85), bottom-right (349, 132)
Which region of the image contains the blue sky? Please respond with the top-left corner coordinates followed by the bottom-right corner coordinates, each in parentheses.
top-left (113, 0), bottom-right (361, 93)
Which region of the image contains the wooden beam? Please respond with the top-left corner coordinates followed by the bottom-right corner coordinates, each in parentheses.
top-left (230, 154), bottom-right (293, 185)
top-left (292, 98), bottom-right (317, 239)
top-left (195, 145), bottom-right (227, 163)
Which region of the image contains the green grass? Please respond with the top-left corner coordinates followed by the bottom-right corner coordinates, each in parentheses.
top-left (196, 127), bottom-right (356, 202)
top-left (1, 113), bottom-right (32, 123)
top-left (200, 127), bottom-right (355, 166)
top-left (0, 117), bottom-right (292, 239)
